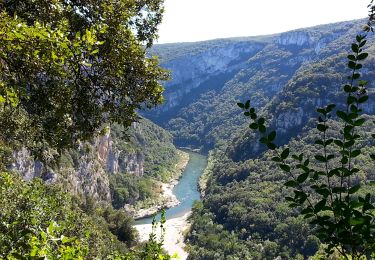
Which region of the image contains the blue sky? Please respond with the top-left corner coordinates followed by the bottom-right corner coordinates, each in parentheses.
top-left (157, 0), bottom-right (370, 43)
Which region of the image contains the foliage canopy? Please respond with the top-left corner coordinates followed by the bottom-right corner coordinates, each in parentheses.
top-left (0, 0), bottom-right (168, 159)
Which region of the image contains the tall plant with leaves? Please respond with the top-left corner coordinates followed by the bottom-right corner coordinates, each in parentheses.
top-left (138, 210), bottom-right (173, 260)
top-left (238, 5), bottom-right (375, 259)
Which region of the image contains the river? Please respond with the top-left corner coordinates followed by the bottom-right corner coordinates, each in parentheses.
top-left (135, 151), bottom-right (207, 225)
top-left (134, 151), bottom-right (207, 259)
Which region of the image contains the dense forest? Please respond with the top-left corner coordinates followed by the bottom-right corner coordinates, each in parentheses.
top-left (148, 16), bottom-right (375, 259)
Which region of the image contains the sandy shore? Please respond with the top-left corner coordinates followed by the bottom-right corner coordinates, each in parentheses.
top-left (134, 212), bottom-right (191, 259)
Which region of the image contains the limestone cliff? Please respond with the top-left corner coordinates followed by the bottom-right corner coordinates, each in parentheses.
top-left (145, 20), bottom-right (366, 151)
top-left (11, 118), bottom-right (179, 204)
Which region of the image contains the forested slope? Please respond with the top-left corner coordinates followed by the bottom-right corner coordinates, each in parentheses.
top-left (187, 118), bottom-right (375, 259)
top-left (2, 117), bottom-right (181, 258)
top-left (147, 19), bottom-right (369, 152)
top-left (146, 19), bottom-right (375, 259)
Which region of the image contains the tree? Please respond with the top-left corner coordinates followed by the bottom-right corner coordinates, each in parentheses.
top-left (0, 1), bottom-right (176, 258)
top-left (0, 0), bottom-right (168, 161)
top-left (238, 3), bottom-right (375, 259)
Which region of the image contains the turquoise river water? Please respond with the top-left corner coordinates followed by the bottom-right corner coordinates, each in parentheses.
top-left (135, 151), bottom-right (207, 225)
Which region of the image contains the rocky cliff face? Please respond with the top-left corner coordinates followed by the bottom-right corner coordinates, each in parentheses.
top-left (276, 31), bottom-right (313, 46)
top-left (12, 128), bottom-right (146, 203)
top-left (97, 131), bottom-right (144, 176)
top-left (156, 41), bottom-right (265, 112)
top-left (150, 21), bottom-right (355, 117)
top-left (11, 117), bottom-right (179, 205)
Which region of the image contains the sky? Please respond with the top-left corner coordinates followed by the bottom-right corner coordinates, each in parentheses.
top-left (156, 0), bottom-right (371, 44)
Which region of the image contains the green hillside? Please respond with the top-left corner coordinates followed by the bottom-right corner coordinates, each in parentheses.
top-left (146, 19), bottom-right (368, 152)
top-left (146, 19), bottom-right (375, 258)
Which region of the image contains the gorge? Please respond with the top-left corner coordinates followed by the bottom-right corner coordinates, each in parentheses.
top-left (4, 12), bottom-right (375, 259)
top-left (140, 17), bottom-right (375, 259)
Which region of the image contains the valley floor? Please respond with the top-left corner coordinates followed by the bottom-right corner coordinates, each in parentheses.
top-left (134, 212), bottom-right (191, 260)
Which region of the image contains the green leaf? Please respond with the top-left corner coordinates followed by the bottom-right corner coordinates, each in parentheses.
top-left (325, 139), bottom-right (333, 146)
top-left (91, 49), bottom-right (99, 55)
top-left (350, 201), bottom-right (363, 208)
top-left (303, 159), bottom-right (310, 166)
top-left (315, 155), bottom-right (326, 162)
top-left (297, 172), bottom-right (309, 183)
top-left (358, 96), bottom-right (369, 104)
top-left (316, 188), bottom-right (330, 198)
top-left (259, 125), bottom-right (266, 133)
top-left (359, 40), bottom-right (367, 48)
top-left (341, 156), bottom-right (349, 164)
top-left (359, 80), bottom-right (368, 86)
top-left (281, 148), bottom-right (289, 159)
top-left (357, 52), bottom-right (368, 60)
top-left (294, 190), bottom-right (308, 204)
top-left (292, 155), bottom-right (299, 160)
top-left (328, 168), bottom-right (340, 177)
top-left (317, 108), bottom-right (326, 114)
top-left (336, 111), bottom-right (348, 121)
top-left (48, 222), bottom-right (55, 234)
top-left (267, 143), bottom-right (276, 150)
top-left (349, 185), bottom-right (360, 194)
top-left (347, 54), bottom-right (356, 61)
top-left (315, 199), bottom-right (327, 213)
top-left (260, 137), bottom-right (268, 144)
top-left (332, 187), bottom-right (346, 193)
top-left (327, 104), bottom-right (336, 110)
top-left (268, 131), bottom-right (276, 141)
top-left (245, 100), bottom-right (250, 109)
top-left (356, 35), bottom-right (363, 42)
top-left (249, 123), bottom-right (258, 129)
top-left (285, 196), bottom-right (295, 202)
top-left (350, 217), bottom-right (365, 226)
top-left (351, 43), bottom-right (359, 53)
top-left (347, 96), bottom-right (357, 105)
top-left (317, 124), bottom-right (327, 132)
top-left (279, 164), bottom-right (291, 172)
top-left (344, 140), bottom-right (355, 148)
top-left (284, 180), bottom-right (298, 187)
top-left (351, 149), bottom-right (361, 158)
top-left (301, 207), bottom-right (314, 215)
top-left (61, 235), bottom-right (70, 243)
top-left (304, 213), bottom-right (314, 219)
top-left (237, 102), bottom-right (245, 108)
top-left (352, 73), bottom-right (360, 80)
top-left (344, 84), bottom-right (352, 92)
top-left (348, 61), bottom-right (356, 69)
